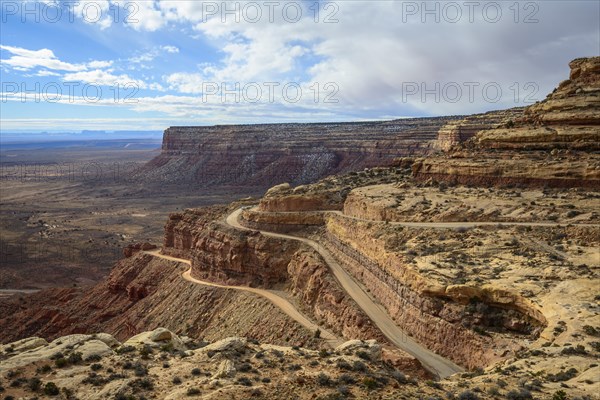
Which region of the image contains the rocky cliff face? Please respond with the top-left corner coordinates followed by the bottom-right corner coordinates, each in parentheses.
top-left (136, 118), bottom-right (459, 189)
top-left (435, 108), bottom-right (524, 151)
top-left (161, 207), bottom-right (392, 345)
top-left (287, 250), bottom-right (389, 346)
top-left (323, 215), bottom-right (543, 369)
top-left (417, 57), bottom-right (600, 188)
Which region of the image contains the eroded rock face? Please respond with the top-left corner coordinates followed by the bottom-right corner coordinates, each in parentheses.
top-left (123, 242), bottom-right (157, 258)
top-left (189, 222), bottom-right (299, 287)
top-left (135, 118), bottom-right (458, 189)
top-left (287, 250), bottom-right (387, 344)
top-left (419, 57), bottom-right (600, 188)
top-left (323, 215), bottom-right (545, 369)
top-left (436, 108), bottom-right (524, 151)
top-left (0, 333), bottom-right (118, 372)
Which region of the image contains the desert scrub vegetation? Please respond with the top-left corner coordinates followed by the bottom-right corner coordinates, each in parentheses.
top-left (546, 367), bottom-right (578, 382)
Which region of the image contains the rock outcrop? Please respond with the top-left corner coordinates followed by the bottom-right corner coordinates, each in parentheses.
top-left (418, 56), bottom-right (600, 189)
top-left (136, 118), bottom-right (459, 189)
top-left (0, 333), bottom-right (436, 400)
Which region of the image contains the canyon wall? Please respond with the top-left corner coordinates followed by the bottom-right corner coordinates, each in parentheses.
top-left (322, 214), bottom-right (546, 370)
top-left (435, 108), bottom-right (524, 151)
top-left (162, 207), bottom-right (393, 345)
top-left (136, 118), bottom-right (458, 189)
top-left (418, 57), bottom-right (600, 189)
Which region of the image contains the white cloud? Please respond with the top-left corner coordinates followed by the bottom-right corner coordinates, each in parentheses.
top-left (126, 1), bottom-right (166, 32)
top-left (161, 45), bottom-right (179, 54)
top-left (129, 45), bottom-right (181, 65)
top-left (164, 72), bottom-right (205, 93)
top-left (36, 70), bottom-right (61, 77)
top-left (0, 45), bottom-right (86, 72)
top-left (87, 60), bottom-right (114, 69)
top-left (63, 69), bottom-right (147, 88)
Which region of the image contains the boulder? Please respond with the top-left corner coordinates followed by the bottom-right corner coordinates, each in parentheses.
top-left (335, 339), bottom-right (382, 361)
top-left (213, 359), bottom-right (236, 379)
top-left (94, 333), bottom-right (120, 348)
top-left (201, 337), bottom-right (247, 354)
top-left (123, 328), bottom-right (186, 351)
top-left (0, 333), bottom-right (116, 372)
top-left (75, 339), bottom-right (113, 360)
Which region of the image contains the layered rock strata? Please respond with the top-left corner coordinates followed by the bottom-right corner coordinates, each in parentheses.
top-left (136, 118), bottom-right (459, 188)
top-left (417, 57), bottom-right (600, 188)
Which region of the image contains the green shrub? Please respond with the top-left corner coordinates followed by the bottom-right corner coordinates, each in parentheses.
top-left (44, 382), bottom-right (60, 396)
top-left (506, 389), bottom-right (532, 400)
top-left (82, 372), bottom-right (107, 387)
top-left (362, 377), bottom-right (378, 390)
top-left (86, 354), bottom-right (102, 362)
top-left (54, 357), bottom-right (68, 368)
top-left (28, 377), bottom-right (42, 391)
top-left (130, 377), bottom-right (154, 391)
top-left (236, 377), bottom-right (253, 386)
top-left (352, 360), bottom-right (367, 372)
top-left (458, 390), bottom-right (480, 400)
top-left (238, 362), bottom-right (253, 372)
top-left (336, 359), bottom-right (353, 371)
top-left (338, 373), bottom-right (356, 384)
top-left (68, 352), bottom-right (83, 364)
top-left (337, 385), bottom-right (351, 396)
top-left (546, 368), bottom-right (578, 382)
top-left (91, 363), bottom-right (103, 371)
top-left (552, 390), bottom-right (568, 400)
top-left (317, 372), bottom-right (332, 386)
top-left (116, 345), bottom-right (136, 354)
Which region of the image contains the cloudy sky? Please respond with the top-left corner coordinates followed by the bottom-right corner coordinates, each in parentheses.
top-left (1, 0), bottom-right (598, 132)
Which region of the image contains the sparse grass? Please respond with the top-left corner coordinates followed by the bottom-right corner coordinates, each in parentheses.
top-left (506, 389), bottom-right (532, 400)
top-left (362, 377), bottom-right (378, 390)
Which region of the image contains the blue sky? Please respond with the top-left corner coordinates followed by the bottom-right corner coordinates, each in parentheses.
top-left (1, 0), bottom-right (599, 132)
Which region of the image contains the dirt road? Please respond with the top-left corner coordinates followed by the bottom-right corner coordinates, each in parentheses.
top-left (226, 208), bottom-right (464, 378)
top-left (142, 249), bottom-right (342, 347)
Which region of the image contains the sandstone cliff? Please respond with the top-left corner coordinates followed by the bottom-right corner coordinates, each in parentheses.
top-left (416, 56), bottom-right (600, 189)
top-left (136, 118), bottom-right (459, 189)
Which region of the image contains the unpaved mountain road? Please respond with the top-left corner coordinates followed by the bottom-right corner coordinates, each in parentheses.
top-left (226, 208), bottom-right (464, 378)
top-left (142, 249), bottom-right (342, 348)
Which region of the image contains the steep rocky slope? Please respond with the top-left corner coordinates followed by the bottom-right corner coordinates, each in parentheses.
top-left (414, 56), bottom-right (600, 188)
top-left (0, 204), bottom-right (403, 372)
top-left (240, 165), bottom-right (599, 398)
top-left (0, 253), bottom-right (316, 348)
top-left (161, 205), bottom-right (393, 349)
top-left (135, 118), bottom-right (458, 189)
